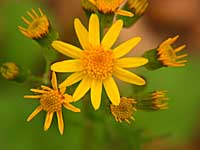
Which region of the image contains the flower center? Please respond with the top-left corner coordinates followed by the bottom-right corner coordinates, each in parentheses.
top-left (110, 97), bottom-right (137, 123)
top-left (40, 90), bottom-right (63, 112)
top-left (160, 45), bottom-right (177, 63)
top-left (82, 47), bottom-right (115, 80)
top-left (27, 16), bottom-right (49, 38)
top-left (96, 0), bottom-right (124, 12)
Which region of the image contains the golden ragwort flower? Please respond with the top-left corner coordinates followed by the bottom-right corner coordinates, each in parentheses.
top-left (110, 97), bottom-right (137, 124)
top-left (88, 0), bottom-right (133, 17)
top-left (137, 90), bottom-right (168, 110)
top-left (151, 90), bottom-right (168, 110)
top-left (18, 8), bottom-right (49, 39)
top-left (157, 35), bottom-right (188, 67)
top-left (24, 72), bottom-right (80, 135)
top-left (127, 0), bottom-right (149, 16)
top-left (51, 14), bottom-right (148, 110)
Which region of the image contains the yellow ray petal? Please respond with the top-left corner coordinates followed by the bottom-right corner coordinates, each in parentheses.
top-left (174, 45), bottom-right (186, 53)
top-left (64, 94), bottom-right (74, 102)
top-left (51, 72), bottom-right (58, 90)
top-left (27, 105), bottom-right (42, 122)
top-left (31, 8), bottom-right (39, 18)
top-left (56, 111), bottom-right (64, 135)
top-left (89, 14), bottom-right (100, 46)
top-left (38, 8), bottom-right (44, 16)
top-left (21, 16), bottom-right (30, 25)
top-left (63, 103), bottom-right (81, 112)
top-left (44, 112), bottom-right (54, 131)
top-left (91, 79), bottom-right (102, 110)
top-left (30, 89), bottom-right (47, 94)
top-left (60, 87), bottom-right (66, 95)
top-left (51, 60), bottom-right (82, 73)
top-left (41, 85), bottom-right (52, 91)
top-left (73, 76), bottom-right (92, 101)
top-left (27, 11), bottom-right (35, 20)
top-left (117, 57), bottom-right (148, 68)
top-left (101, 20), bottom-right (123, 48)
top-left (103, 77), bottom-right (120, 105)
top-left (113, 37), bottom-right (141, 58)
top-left (59, 72), bottom-right (84, 88)
top-left (116, 9), bottom-right (134, 17)
top-left (52, 41), bottom-right (83, 58)
top-left (24, 95), bottom-right (41, 99)
top-left (113, 67), bottom-right (145, 85)
top-left (74, 18), bottom-right (89, 49)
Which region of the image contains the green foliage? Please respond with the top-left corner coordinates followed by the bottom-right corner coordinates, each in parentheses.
top-left (0, 1), bottom-right (199, 150)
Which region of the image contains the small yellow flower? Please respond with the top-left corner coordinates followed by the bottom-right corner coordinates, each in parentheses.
top-left (24, 72), bottom-right (80, 135)
top-left (127, 0), bottom-right (149, 16)
top-left (151, 90), bottom-right (168, 110)
top-left (0, 62), bottom-right (19, 80)
top-left (51, 14), bottom-right (148, 110)
top-left (110, 97), bottom-right (137, 124)
top-left (18, 8), bottom-right (49, 39)
top-left (89, 0), bottom-right (134, 17)
top-left (137, 90), bottom-right (168, 110)
top-left (157, 35), bottom-right (188, 67)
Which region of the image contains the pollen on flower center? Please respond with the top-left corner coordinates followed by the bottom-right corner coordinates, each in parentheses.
top-left (82, 47), bottom-right (115, 80)
top-left (40, 90), bottom-right (63, 112)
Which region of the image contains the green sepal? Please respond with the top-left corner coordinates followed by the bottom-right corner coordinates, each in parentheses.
top-left (14, 65), bottom-right (29, 83)
top-left (143, 49), bottom-right (163, 70)
top-left (34, 25), bottom-right (59, 48)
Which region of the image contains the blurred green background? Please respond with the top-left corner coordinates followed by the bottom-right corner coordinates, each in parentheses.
top-left (0, 0), bottom-right (200, 150)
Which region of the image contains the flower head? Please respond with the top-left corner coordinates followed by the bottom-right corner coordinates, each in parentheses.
top-left (150, 90), bottom-right (168, 110)
top-left (157, 35), bottom-right (188, 67)
top-left (24, 72), bottom-right (80, 135)
top-left (127, 0), bottom-right (149, 16)
top-left (137, 90), bottom-right (168, 110)
top-left (88, 0), bottom-right (133, 17)
top-left (51, 14), bottom-right (148, 110)
top-left (18, 8), bottom-right (50, 39)
top-left (0, 62), bottom-right (19, 80)
top-left (110, 97), bottom-right (137, 124)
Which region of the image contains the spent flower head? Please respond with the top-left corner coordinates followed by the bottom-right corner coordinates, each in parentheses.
top-left (136, 90), bottom-right (169, 111)
top-left (51, 14), bottom-right (148, 110)
top-left (110, 97), bottom-right (137, 124)
top-left (0, 62), bottom-right (19, 80)
top-left (157, 35), bottom-right (188, 67)
top-left (18, 8), bottom-right (50, 39)
top-left (24, 72), bottom-right (80, 135)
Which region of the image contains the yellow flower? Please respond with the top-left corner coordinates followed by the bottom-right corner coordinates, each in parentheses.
top-left (137, 90), bottom-right (168, 110)
top-left (151, 90), bottom-right (168, 110)
top-left (24, 72), bottom-right (80, 135)
top-left (18, 8), bottom-right (49, 39)
top-left (127, 0), bottom-right (149, 16)
top-left (89, 0), bottom-right (134, 17)
top-left (157, 35), bottom-right (188, 67)
top-left (51, 14), bottom-right (148, 110)
top-left (110, 97), bottom-right (137, 124)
